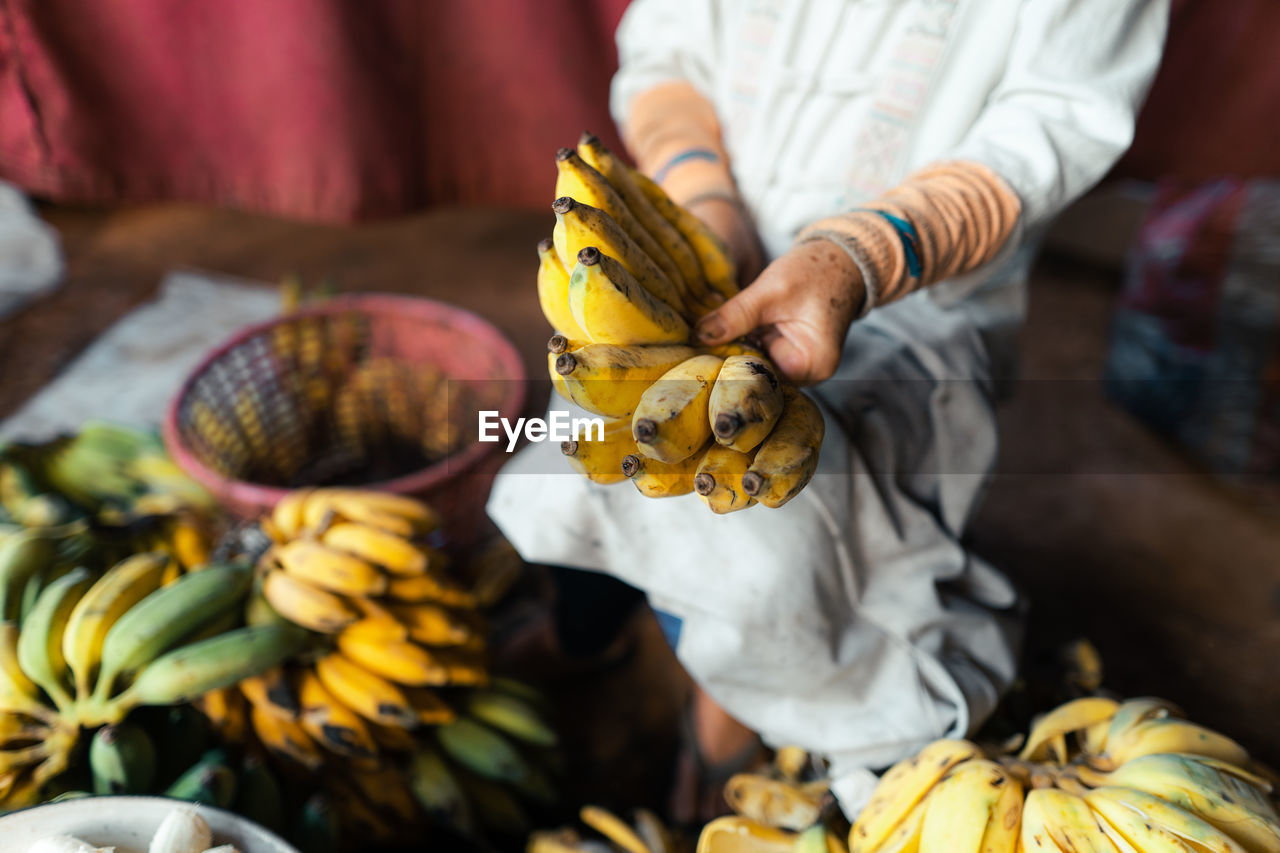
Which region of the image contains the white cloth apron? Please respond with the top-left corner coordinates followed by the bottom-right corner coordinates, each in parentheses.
top-left (491, 0), bottom-right (1167, 812)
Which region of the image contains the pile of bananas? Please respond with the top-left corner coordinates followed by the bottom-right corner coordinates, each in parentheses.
top-left (0, 554), bottom-right (304, 810)
top-left (540, 134), bottom-right (825, 512)
top-left (699, 696), bottom-right (1280, 853)
top-left (242, 488), bottom-right (560, 843)
top-left (528, 804), bottom-right (684, 853)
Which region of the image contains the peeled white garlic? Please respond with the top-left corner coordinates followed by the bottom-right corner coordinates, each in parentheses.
top-left (201, 846), bottom-right (241, 853)
top-left (148, 808), bottom-right (212, 853)
top-left (26, 836), bottom-right (113, 853)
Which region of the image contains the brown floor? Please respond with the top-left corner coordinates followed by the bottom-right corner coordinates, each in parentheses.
top-left (3, 202), bottom-right (1277, 792)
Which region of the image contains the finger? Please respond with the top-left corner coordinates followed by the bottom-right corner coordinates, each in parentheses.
top-left (765, 334), bottom-right (812, 384)
top-left (694, 285), bottom-right (769, 345)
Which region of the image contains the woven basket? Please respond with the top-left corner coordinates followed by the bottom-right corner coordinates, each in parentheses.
top-left (163, 294), bottom-right (525, 544)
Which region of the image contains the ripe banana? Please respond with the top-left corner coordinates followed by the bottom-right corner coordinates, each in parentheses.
top-left (321, 522), bottom-right (427, 576)
top-left (555, 343), bottom-right (697, 419)
top-left (1020, 789), bottom-right (1114, 853)
top-left (390, 601), bottom-right (472, 646)
top-left (350, 764), bottom-right (419, 825)
top-left (106, 623), bottom-right (308, 719)
top-left (297, 666), bottom-right (377, 760)
top-left (621, 445), bottom-right (707, 498)
top-left (708, 354), bottom-right (785, 452)
top-left (261, 567), bottom-right (358, 634)
top-left (239, 665), bottom-right (301, 722)
top-left (1102, 718), bottom-right (1250, 769)
top-left (62, 551), bottom-right (168, 700)
top-left (538, 237), bottom-right (592, 341)
top-left (336, 628), bottom-right (449, 686)
top-left (193, 686), bottom-right (247, 744)
top-left (88, 722), bottom-right (156, 795)
top-left (16, 566), bottom-right (92, 713)
top-left (580, 805), bottom-right (650, 853)
top-left (553, 196), bottom-right (684, 313)
top-left (250, 703), bottom-right (323, 770)
top-left (274, 540), bottom-right (388, 597)
top-left (269, 489), bottom-right (313, 541)
top-left (556, 147), bottom-right (688, 298)
top-left (848, 739), bottom-right (982, 853)
top-left (90, 563), bottom-right (252, 708)
top-left (722, 773), bottom-right (821, 832)
top-left (741, 387), bottom-right (825, 508)
top-left (403, 685), bottom-right (458, 725)
top-left (918, 760), bottom-right (1019, 853)
top-left (632, 354), bottom-right (724, 463)
top-left (302, 489), bottom-right (441, 539)
top-left (694, 445), bottom-right (756, 514)
top-left (631, 167), bottom-right (738, 302)
top-left (561, 416), bottom-right (635, 485)
top-left (698, 816), bottom-right (795, 853)
top-left (436, 717), bottom-right (531, 785)
top-left (570, 246), bottom-right (691, 345)
top-left (385, 573), bottom-right (477, 608)
top-left (1084, 786), bottom-right (1248, 853)
top-left (1105, 697), bottom-right (1182, 748)
top-left (578, 132), bottom-right (714, 311)
top-left (465, 689), bottom-right (557, 747)
top-left (1020, 696), bottom-right (1120, 763)
top-left (314, 651), bottom-right (418, 729)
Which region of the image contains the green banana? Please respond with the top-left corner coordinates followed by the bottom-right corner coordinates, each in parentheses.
top-left (233, 754), bottom-right (285, 833)
top-left (163, 749), bottom-right (237, 808)
top-left (15, 566), bottom-right (92, 712)
top-left (101, 623), bottom-right (309, 722)
top-left (409, 745), bottom-right (472, 831)
top-left (436, 717), bottom-right (533, 785)
top-left (0, 529), bottom-right (55, 622)
top-left (89, 563), bottom-right (253, 708)
top-left (89, 722), bottom-right (157, 794)
top-left (457, 771), bottom-right (531, 837)
top-left (465, 689), bottom-right (557, 747)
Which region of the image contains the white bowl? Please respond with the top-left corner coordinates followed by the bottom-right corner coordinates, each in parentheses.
top-left (0, 796), bottom-right (300, 853)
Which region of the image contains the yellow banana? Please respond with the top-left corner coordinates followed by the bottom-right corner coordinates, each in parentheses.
top-left (631, 168), bottom-right (738, 302)
top-left (553, 197), bottom-right (684, 313)
top-left (632, 354), bottom-right (724, 463)
top-left (1084, 787), bottom-right (1247, 853)
top-left (981, 767), bottom-right (1023, 853)
top-left (336, 628), bottom-right (449, 687)
top-left (239, 665), bottom-right (301, 722)
top-left (1019, 696), bottom-right (1119, 762)
top-left (742, 387), bottom-right (824, 508)
top-left (433, 648), bottom-right (489, 687)
top-left (169, 517), bottom-right (210, 570)
top-left (1022, 788), bottom-right (1118, 853)
top-left (694, 445), bottom-right (756, 514)
top-left (350, 765), bottom-right (419, 824)
top-left (269, 488), bottom-right (314, 540)
top-left (722, 773), bottom-right (821, 832)
top-left (61, 552), bottom-right (168, 701)
top-left (16, 567), bottom-right (92, 713)
top-left (261, 568), bottom-right (358, 634)
top-left (1103, 718), bottom-right (1250, 769)
top-left (578, 132), bottom-right (715, 310)
top-left (321, 522), bottom-right (427, 576)
top-left (385, 574), bottom-right (477, 608)
top-left (389, 602), bottom-right (472, 647)
top-left (556, 147), bottom-right (688, 299)
top-left (561, 416), bottom-right (635, 485)
top-left (297, 666), bottom-right (377, 760)
top-left (302, 489), bottom-right (441, 538)
top-left (274, 540), bottom-right (388, 597)
top-left (314, 652), bottom-right (418, 729)
top-left (708, 354), bottom-right (785, 452)
top-left (549, 350), bottom-right (572, 403)
top-left (699, 816), bottom-right (795, 853)
top-left (403, 685), bottom-right (457, 725)
top-left (569, 246), bottom-right (691, 345)
top-left (250, 702), bottom-right (323, 770)
top-left (554, 343), bottom-right (697, 419)
top-left (539, 237), bottom-right (591, 340)
top-left (918, 760), bottom-right (1018, 853)
top-left (1105, 697), bottom-right (1182, 747)
top-left (548, 333), bottom-right (588, 356)
top-left (622, 445), bottom-right (707, 498)
top-left (193, 686), bottom-right (247, 744)
top-left (580, 805), bottom-right (650, 853)
top-left (849, 739), bottom-right (981, 853)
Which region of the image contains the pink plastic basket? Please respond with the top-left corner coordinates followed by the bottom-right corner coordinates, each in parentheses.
top-left (163, 294), bottom-right (526, 544)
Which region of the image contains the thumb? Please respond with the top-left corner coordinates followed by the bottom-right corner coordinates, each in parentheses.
top-left (693, 286), bottom-right (768, 346)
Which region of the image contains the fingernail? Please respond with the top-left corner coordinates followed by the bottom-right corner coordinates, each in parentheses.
top-left (696, 317), bottom-right (724, 343)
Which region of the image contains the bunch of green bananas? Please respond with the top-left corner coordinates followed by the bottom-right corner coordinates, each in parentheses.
top-left (540, 134), bottom-right (824, 512)
top-left (700, 696), bottom-right (1280, 853)
top-left (0, 554), bottom-right (305, 810)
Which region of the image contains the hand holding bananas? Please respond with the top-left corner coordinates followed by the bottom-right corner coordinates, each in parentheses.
top-left (538, 133), bottom-right (824, 512)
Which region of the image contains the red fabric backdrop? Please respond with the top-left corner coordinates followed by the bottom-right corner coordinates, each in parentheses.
top-left (0, 0), bottom-right (629, 219)
top-left (0, 0), bottom-right (1276, 220)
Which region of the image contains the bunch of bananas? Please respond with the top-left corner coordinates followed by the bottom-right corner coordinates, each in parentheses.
top-left (701, 696), bottom-right (1280, 853)
top-left (540, 134), bottom-right (825, 512)
top-left (0, 553), bottom-right (304, 810)
top-left (528, 804), bottom-right (684, 853)
top-left (244, 488), bottom-right (560, 843)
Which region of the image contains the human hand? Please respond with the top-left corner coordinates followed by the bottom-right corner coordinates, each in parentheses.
top-left (693, 238), bottom-right (864, 384)
top-left (684, 194), bottom-right (766, 287)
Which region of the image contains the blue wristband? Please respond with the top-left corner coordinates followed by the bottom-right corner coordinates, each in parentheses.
top-left (853, 208), bottom-right (923, 279)
top-left (652, 148), bottom-right (722, 184)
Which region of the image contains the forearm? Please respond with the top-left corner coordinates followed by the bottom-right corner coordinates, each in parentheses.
top-left (621, 81), bottom-right (737, 207)
top-left (796, 161), bottom-right (1022, 314)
